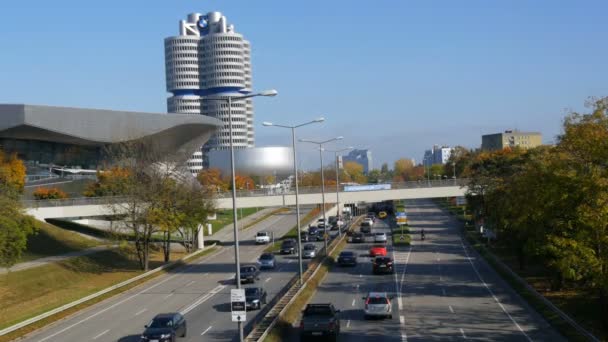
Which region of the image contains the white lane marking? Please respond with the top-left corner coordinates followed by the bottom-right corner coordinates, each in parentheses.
top-left (164, 293), bottom-right (174, 299)
top-left (359, 274), bottom-right (363, 278)
top-left (398, 296), bottom-right (403, 310)
top-left (399, 315), bottom-right (405, 324)
top-left (185, 280), bottom-right (196, 287)
top-left (439, 275), bottom-right (443, 281)
top-left (92, 329), bottom-right (109, 340)
top-left (442, 288), bottom-right (446, 296)
top-left (287, 259), bottom-right (294, 263)
top-left (265, 277), bottom-right (272, 283)
top-left (201, 326), bottom-right (213, 335)
top-left (277, 267), bottom-right (284, 272)
top-left (37, 271), bottom-right (182, 342)
top-left (181, 284), bottom-right (226, 315)
top-left (460, 328), bottom-right (467, 339)
top-left (135, 308), bottom-right (147, 316)
top-left (346, 320), bottom-right (351, 328)
top-left (402, 333), bottom-right (408, 342)
top-left (449, 305), bottom-right (454, 313)
top-left (351, 299), bottom-right (356, 306)
top-left (460, 239), bottom-right (532, 341)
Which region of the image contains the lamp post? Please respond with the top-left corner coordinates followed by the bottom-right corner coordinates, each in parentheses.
top-left (324, 147), bottom-right (354, 238)
top-left (262, 117), bottom-right (325, 284)
top-left (300, 136), bottom-right (344, 254)
top-left (206, 89), bottom-right (277, 342)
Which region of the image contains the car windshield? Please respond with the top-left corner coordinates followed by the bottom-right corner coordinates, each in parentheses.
top-left (282, 241), bottom-right (295, 247)
top-left (373, 246), bottom-right (385, 250)
top-left (340, 251), bottom-right (354, 257)
top-left (304, 306), bottom-right (333, 316)
top-left (148, 317), bottom-right (173, 328)
top-left (375, 232), bottom-right (385, 236)
top-left (260, 254), bottom-right (273, 260)
top-left (245, 288), bottom-right (259, 296)
top-left (367, 297), bottom-right (388, 305)
top-left (257, 232), bottom-right (267, 237)
top-left (241, 267), bottom-right (255, 273)
top-left (376, 257), bottom-right (391, 263)
top-left (304, 245), bottom-right (315, 250)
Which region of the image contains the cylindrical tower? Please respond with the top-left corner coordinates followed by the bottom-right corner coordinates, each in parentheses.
top-left (165, 11), bottom-right (254, 174)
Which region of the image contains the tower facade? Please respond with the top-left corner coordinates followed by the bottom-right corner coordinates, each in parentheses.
top-left (165, 12), bottom-right (254, 174)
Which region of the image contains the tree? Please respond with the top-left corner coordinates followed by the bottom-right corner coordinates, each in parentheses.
top-left (197, 168), bottom-right (228, 193)
top-left (33, 187), bottom-right (68, 200)
top-left (367, 169), bottom-right (381, 183)
top-left (232, 174), bottom-right (255, 190)
top-left (343, 161), bottom-right (367, 184)
top-left (0, 150), bottom-right (26, 192)
top-left (84, 166), bottom-right (131, 197)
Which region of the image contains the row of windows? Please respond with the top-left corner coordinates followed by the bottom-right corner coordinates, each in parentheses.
top-left (201, 64), bottom-right (244, 71)
top-left (202, 43), bottom-right (243, 49)
top-left (170, 79), bottom-right (244, 87)
top-left (205, 36), bottom-right (242, 42)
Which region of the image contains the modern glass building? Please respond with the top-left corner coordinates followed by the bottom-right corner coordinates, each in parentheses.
top-left (342, 149), bottom-right (373, 174)
top-left (165, 12), bottom-right (254, 174)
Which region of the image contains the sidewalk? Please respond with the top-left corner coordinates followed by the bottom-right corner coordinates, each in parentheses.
top-left (0, 245), bottom-right (116, 274)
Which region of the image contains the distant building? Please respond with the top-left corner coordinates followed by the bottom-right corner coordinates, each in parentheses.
top-left (342, 149), bottom-right (373, 174)
top-left (423, 145), bottom-right (453, 166)
top-left (481, 130), bottom-right (542, 151)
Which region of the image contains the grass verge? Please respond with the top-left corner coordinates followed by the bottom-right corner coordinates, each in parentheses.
top-left (263, 205), bottom-right (330, 253)
top-left (20, 221), bottom-right (102, 262)
top-left (242, 207), bottom-right (290, 231)
top-left (391, 227), bottom-right (411, 246)
top-left (0, 246), bottom-right (217, 342)
top-left (432, 198), bottom-right (603, 341)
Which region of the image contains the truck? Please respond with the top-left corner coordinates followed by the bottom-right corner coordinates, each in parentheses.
top-left (300, 303), bottom-right (341, 341)
top-left (255, 231), bottom-right (271, 244)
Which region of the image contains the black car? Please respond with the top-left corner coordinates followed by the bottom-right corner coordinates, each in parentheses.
top-left (239, 265), bottom-right (260, 283)
top-left (351, 232), bottom-right (364, 243)
top-left (245, 287), bottom-right (268, 310)
top-left (141, 313), bottom-right (187, 342)
top-left (372, 256), bottom-right (394, 274)
top-left (308, 227), bottom-right (321, 241)
top-left (337, 251), bottom-right (357, 267)
top-left (280, 239), bottom-right (297, 254)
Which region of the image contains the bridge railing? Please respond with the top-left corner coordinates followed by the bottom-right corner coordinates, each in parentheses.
top-left (22, 179), bottom-right (468, 208)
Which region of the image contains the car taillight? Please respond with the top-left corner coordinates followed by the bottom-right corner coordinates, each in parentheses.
top-left (365, 297), bottom-right (370, 309)
top-left (387, 262), bottom-right (393, 266)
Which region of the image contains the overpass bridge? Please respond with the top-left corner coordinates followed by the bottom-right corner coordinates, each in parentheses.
top-left (23, 179), bottom-right (468, 220)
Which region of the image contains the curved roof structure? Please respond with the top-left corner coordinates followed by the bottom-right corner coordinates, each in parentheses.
top-left (0, 104), bottom-right (222, 160)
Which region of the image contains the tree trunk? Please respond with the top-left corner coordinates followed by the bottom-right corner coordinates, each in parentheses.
top-left (517, 245), bottom-right (526, 271)
top-left (163, 231), bottom-right (171, 263)
top-left (143, 239), bottom-right (150, 271)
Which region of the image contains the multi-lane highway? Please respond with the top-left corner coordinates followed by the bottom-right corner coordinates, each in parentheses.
top-left (303, 199), bottom-right (564, 341)
top-left (19, 205), bottom-right (331, 342)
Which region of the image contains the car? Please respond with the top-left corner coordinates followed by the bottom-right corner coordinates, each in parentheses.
top-left (315, 218), bottom-right (328, 229)
top-left (363, 217), bottom-right (374, 225)
top-left (374, 232), bottom-right (388, 243)
top-left (351, 232), bottom-right (364, 243)
top-left (372, 256), bottom-right (394, 274)
top-left (300, 231), bottom-right (310, 242)
top-left (378, 211), bottom-right (387, 219)
top-left (369, 245), bottom-right (387, 257)
top-left (245, 287), bottom-right (267, 310)
top-left (239, 265), bottom-right (260, 284)
top-left (255, 231), bottom-right (271, 244)
top-left (363, 292), bottom-right (392, 319)
top-left (328, 215), bottom-right (338, 225)
top-left (258, 253), bottom-right (276, 269)
top-left (366, 212), bottom-right (376, 222)
top-left (141, 312), bottom-right (187, 341)
top-left (280, 239), bottom-right (297, 254)
top-left (300, 304), bottom-right (341, 341)
top-left (337, 251), bottom-right (357, 266)
top-left (302, 244), bottom-right (317, 259)
top-left (360, 221), bottom-right (372, 234)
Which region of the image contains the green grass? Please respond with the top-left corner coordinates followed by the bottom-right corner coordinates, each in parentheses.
top-left (263, 207), bottom-right (324, 253)
top-left (391, 226), bottom-right (411, 246)
top-left (20, 221), bottom-right (102, 262)
top-left (209, 207), bottom-right (264, 235)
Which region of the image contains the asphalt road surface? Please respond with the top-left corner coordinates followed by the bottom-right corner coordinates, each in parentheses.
top-left (20, 205), bottom-right (337, 342)
top-left (303, 199), bottom-right (564, 341)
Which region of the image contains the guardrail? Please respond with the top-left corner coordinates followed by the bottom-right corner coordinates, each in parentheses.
top-left (22, 179), bottom-right (468, 208)
top-left (244, 216), bottom-right (361, 341)
top-left (0, 244), bottom-right (218, 338)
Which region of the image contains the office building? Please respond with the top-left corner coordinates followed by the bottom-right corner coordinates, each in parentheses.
top-left (481, 130), bottom-right (542, 151)
top-left (165, 12), bottom-right (253, 174)
top-left (423, 145), bottom-right (453, 166)
top-left (342, 149), bottom-right (373, 174)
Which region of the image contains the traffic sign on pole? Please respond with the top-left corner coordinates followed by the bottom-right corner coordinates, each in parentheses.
top-left (231, 289), bottom-right (246, 322)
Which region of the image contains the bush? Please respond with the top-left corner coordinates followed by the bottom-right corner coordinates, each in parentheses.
top-left (33, 187), bottom-right (68, 200)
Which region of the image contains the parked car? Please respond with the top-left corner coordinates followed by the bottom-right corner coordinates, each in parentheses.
top-left (300, 304), bottom-right (341, 341)
top-left (374, 232), bottom-right (388, 243)
top-left (372, 256), bottom-right (394, 274)
top-left (369, 245), bottom-right (387, 257)
top-left (351, 232), bottom-right (365, 243)
top-left (258, 253), bottom-right (276, 269)
top-left (245, 287), bottom-right (267, 310)
top-left (280, 239), bottom-right (297, 255)
top-left (363, 292), bottom-right (392, 319)
top-left (302, 244), bottom-right (317, 259)
top-left (255, 231), bottom-right (271, 244)
top-left (337, 251), bottom-right (357, 266)
top-left (141, 312), bottom-right (187, 341)
top-left (239, 265), bottom-right (260, 284)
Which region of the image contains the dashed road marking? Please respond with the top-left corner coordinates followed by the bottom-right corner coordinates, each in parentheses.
top-left (449, 305), bottom-right (454, 313)
top-left (460, 328), bottom-right (467, 339)
top-left (163, 293), bottom-right (174, 299)
top-left (265, 277), bottom-right (272, 283)
top-left (352, 299), bottom-right (356, 306)
top-left (442, 288), bottom-right (446, 296)
top-left (135, 308), bottom-right (147, 316)
top-left (92, 329), bottom-right (109, 340)
top-left (346, 320), bottom-right (351, 328)
top-left (185, 280), bottom-right (196, 287)
top-left (181, 284), bottom-right (226, 315)
top-left (201, 326), bottom-right (213, 335)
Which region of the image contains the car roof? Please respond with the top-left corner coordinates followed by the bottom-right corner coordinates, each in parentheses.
top-left (371, 245), bottom-right (386, 249)
top-left (154, 313), bottom-right (179, 319)
top-left (367, 292), bottom-right (388, 298)
top-left (304, 244), bottom-right (316, 248)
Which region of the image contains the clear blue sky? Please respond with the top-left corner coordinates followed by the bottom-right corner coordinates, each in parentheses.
top-left (1, 0), bottom-right (606, 169)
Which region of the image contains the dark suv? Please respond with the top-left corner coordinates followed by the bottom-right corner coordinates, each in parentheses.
top-left (239, 265), bottom-right (260, 283)
top-left (372, 256), bottom-right (394, 274)
top-left (280, 239), bottom-right (297, 254)
top-left (300, 304), bottom-right (341, 341)
top-left (245, 287), bottom-right (268, 310)
top-left (141, 313), bottom-right (187, 341)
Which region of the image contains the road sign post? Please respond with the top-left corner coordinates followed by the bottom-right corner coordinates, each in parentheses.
top-left (231, 289), bottom-right (246, 323)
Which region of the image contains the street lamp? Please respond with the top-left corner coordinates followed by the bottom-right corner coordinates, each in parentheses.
top-left (262, 117), bottom-right (324, 284)
top-left (300, 136), bottom-right (344, 254)
top-left (206, 89), bottom-right (277, 342)
top-left (323, 146), bottom-right (354, 238)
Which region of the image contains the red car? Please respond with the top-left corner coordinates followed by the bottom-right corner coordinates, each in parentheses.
top-left (369, 245), bottom-right (387, 257)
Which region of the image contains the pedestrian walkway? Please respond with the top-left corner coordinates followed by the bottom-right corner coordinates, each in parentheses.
top-left (0, 245), bottom-right (116, 274)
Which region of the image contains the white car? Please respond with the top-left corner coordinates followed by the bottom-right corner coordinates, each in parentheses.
top-left (374, 232), bottom-right (387, 243)
top-left (363, 218), bottom-right (374, 226)
top-left (255, 231), bottom-right (271, 244)
top-left (363, 292), bottom-right (392, 319)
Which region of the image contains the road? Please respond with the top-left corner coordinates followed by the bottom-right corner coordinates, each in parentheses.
top-left (20, 205), bottom-right (334, 342)
top-left (304, 199), bottom-right (564, 341)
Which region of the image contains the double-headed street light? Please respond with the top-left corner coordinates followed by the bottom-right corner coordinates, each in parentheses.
top-left (299, 136), bottom-right (344, 254)
top-left (207, 89), bottom-right (277, 342)
top-left (324, 146), bottom-right (354, 238)
top-left (262, 117), bottom-right (325, 284)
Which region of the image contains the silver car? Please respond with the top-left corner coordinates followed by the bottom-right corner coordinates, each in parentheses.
top-left (258, 253), bottom-right (276, 269)
top-left (374, 232), bottom-right (387, 243)
top-left (363, 292), bottom-right (392, 319)
top-left (302, 244), bottom-right (317, 259)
